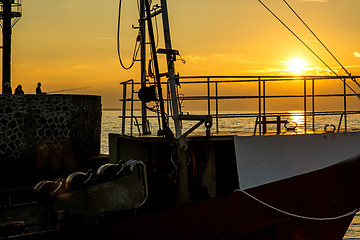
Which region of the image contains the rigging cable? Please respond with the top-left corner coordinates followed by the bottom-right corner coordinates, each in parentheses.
top-left (258, 0), bottom-right (360, 97)
top-left (152, 4), bottom-right (160, 48)
top-left (117, 0), bottom-right (141, 70)
top-left (282, 0), bottom-right (360, 88)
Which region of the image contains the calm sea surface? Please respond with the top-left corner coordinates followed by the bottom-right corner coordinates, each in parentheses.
top-left (101, 110), bottom-right (360, 239)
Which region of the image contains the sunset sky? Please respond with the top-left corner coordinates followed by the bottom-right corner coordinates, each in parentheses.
top-left (5, 0), bottom-right (360, 109)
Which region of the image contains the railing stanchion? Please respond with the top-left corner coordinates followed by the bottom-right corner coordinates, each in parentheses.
top-left (304, 77), bottom-right (307, 134)
top-left (258, 77), bottom-right (262, 135)
top-left (344, 78), bottom-right (347, 132)
top-left (130, 79), bottom-right (134, 135)
top-left (312, 78), bottom-right (315, 133)
top-left (262, 78), bottom-right (266, 135)
top-left (215, 81), bottom-right (219, 133)
top-left (207, 77), bottom-right (211, 116)
top-left (121, 82), bottom-right (127, 134)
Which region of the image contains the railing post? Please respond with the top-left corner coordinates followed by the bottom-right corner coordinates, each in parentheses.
top-left (258, 77), bottom-right (262, 135)
top-left (312, 78), bottom-right (315, 133)
top-left (262, 78), bottom-right (266, 134)
top-left (130, 80), bottom-right (134, 135)
top-left (121, 82), bottom-right (127, 134)
top-left (344, 78), bottom-right (347, 132)
top-left (304, 77), bottom-right (307, 134)
top-left (215, 81), bottom-right (219, 133)
top-left (262, 116), bottom-right (267, 134)
top-left (207, 77), bottom-right (211, 115)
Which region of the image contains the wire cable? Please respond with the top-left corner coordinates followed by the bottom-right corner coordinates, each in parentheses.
top-left (282, 0), bottom-right (360, 88)
top-left (152, 4), bottom-right (160, 48)
top-left (258, 0), bottom-right (359, 97)
top-left (117, 0), bottom-right (140, 70)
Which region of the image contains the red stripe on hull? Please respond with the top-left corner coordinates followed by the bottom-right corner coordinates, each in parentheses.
top-left (11, 155), bottom-right (360, 240)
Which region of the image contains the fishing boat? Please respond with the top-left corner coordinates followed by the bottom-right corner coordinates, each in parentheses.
top-left (2, 0), bottom-right (360, 240)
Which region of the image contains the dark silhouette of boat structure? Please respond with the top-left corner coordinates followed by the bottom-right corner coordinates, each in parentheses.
top-left (2, 0), bottom-right (360, 239)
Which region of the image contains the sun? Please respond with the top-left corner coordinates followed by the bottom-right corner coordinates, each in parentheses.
top-left (287, 58), bottom-right (307, 74)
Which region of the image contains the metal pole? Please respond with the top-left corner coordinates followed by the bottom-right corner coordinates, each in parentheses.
top-left (262, 79), bottom-right (266, 134)
top-left (160, 0), bottom-right (181, 137)
top-left (258, 77), bottom-right (262, 135)
top-left (344, 78), bottom-right (347, 132)
top-left (121, 83), bottom-right (127, 134)
top-left (144, 0), bottom-right (172, 137)
top-left (312, 78), bottom-right (315, 132)
top-left (2, 0), bottom-right (12, 88)
top-left (139, 0), bottom-right (149, 135)
top-left (215, 81), bottom-right (219, 133)
top-left (130, 80), bottom-right (134, 135)
top-left (207, 77), bottom-right (211, 115)
top-left (304, 77), bottom-right (307, 133)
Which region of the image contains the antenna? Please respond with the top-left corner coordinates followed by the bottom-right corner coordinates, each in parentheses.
top-left (0, 0), bottom-right (22, 89)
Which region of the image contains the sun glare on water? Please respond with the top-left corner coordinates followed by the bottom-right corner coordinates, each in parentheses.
top-left (287, 58), bottom-right (307, 74)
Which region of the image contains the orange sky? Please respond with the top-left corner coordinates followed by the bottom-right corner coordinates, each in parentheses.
top-left (4, 0), bottom-right (360, 109)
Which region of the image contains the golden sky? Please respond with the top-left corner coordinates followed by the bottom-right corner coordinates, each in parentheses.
top-left (6, 0), bottom-right (360, 109)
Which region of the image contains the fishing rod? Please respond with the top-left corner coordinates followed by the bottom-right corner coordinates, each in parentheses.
top-left (46, 87), bottom-right (90, 94)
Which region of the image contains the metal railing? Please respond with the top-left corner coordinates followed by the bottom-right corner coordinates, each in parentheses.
top-left (119, 75), bottom-right (360, 136)
top-left (120, 79), bottom-right (135, 135)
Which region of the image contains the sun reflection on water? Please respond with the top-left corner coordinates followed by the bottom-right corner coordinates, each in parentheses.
top-left (287, 111), bottom-right (305, 134)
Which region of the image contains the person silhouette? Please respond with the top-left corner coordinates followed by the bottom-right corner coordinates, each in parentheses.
top-left (36, 82), bottom-right (45, 94)
top-left (14, 85), bottom-right (24, 94)
top-left (2, 82), bottom-right (12, 94)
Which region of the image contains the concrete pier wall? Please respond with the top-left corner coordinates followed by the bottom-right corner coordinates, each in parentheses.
top-left (0, 94), bottom-right (101, 188)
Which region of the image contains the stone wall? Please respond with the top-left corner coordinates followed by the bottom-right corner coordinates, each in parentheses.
top-left (0, 94), bottom-right (102, 188)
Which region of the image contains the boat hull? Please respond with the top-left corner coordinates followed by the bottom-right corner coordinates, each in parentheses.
top-left (10, 153), bottom-right (360, 240)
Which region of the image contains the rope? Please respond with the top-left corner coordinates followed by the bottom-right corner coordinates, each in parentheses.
top-left (282, 0), bottom-right (360, 89)
top-left (258, 0), bottom-right (360, 98)
top-left (235, 189), bottom-right (359, 221)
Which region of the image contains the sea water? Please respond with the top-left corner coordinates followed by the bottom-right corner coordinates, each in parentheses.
top-left (346, 213), bottom-right (360, 239)
top-left (100, 110), bottom-right (360, 239)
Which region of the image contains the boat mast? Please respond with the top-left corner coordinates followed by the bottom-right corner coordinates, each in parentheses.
top-left (139, 0), bottom-right (150, 135)
top-left (159, 0), bottom-right (182, 137)
top-left (142, 0), bottom-right (188, 204)
top-left (144, 0), bottom-right (173, 137)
